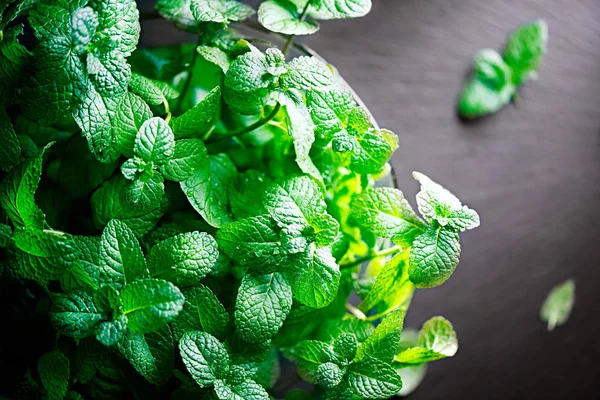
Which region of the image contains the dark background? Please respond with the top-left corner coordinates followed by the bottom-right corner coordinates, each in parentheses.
top-left (141, 1), bottom-right (600, 398)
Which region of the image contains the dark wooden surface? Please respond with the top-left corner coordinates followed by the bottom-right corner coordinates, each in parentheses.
top-left (142, 1), bottom-right (600, 398)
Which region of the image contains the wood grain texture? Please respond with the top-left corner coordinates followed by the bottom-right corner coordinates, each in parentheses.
top-left (141, 1), bottom-right (600, 398)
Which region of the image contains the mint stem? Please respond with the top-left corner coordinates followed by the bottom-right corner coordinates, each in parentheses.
top-left (176, 35), bottom-right (203, 114)
top-left (282, 0), bottom-right (312, 56)
top-left (206, 103), bottom-right (281, 144)
top-left (340, 245), bottom-right (402, 270)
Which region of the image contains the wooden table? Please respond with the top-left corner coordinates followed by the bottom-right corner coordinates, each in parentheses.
top-left (142, 1), bottom-right (600, 398)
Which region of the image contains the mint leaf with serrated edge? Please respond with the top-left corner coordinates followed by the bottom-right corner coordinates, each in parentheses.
top-left (38, 351), bottom-right (70, 400)
top-left (394, 316), bottom-right (458, 366)
top-left (258, 0), bottom-right (320, 35)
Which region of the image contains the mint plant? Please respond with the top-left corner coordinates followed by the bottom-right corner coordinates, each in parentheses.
top-left (458, 20), bottom-right (548, 119)
top-left (0, 0), bottom-right (480, 398)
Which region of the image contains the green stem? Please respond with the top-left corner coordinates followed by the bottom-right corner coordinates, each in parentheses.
top-left (176, 35), bottom-right (203, 114)
top-left (340, 245), bottom-right (402, 270)
top-left (206, 103), bottom-right (281, 144)
top-left (282, 0), bottom-right (312, 56)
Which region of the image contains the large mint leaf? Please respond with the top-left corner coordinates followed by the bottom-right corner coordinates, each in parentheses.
top-left (288, 245), bottom-right (340, 308)
top-left (99, 219), bottom-right (146, 288)
top-left (0, 107), bottom-right (21, 171)
top-left (50, 290), bottom-right (104, 339)
top-left (0, 143), bottom-right (50, 229)
top-left (394, 316), bottom-right (458, 366)
top-left (169, 86), bottom-right (221, 139)
top-left (540, 279), bottom-right (575, 331)
top-left (353, 309), bottom-right (404, 364)
top-left (358, 250), bottom-right (414, 314)
top-left (258, 0), bottom-right (319, 35)
top-left (117, 326), bottom-right (174, 385)
top-left (38, 351), bottom-right (70, 400)
top-left (147, 231), bottom-right (219, 287)
top-left (216, 215), bottom-right (283, 270)
top-left (179, 331), bottom-right (231, 387)
top-left (408, 225), bottom-right (461, 288)
top-left (181, 153), bottom-right (237, 228)
top-left (224, 45), bottom-right (276, 115)
top-left (351, 187), bottom-right (425, 246)
top-left (190, 0), bottom-right (255, 24)
top-left (172, 284), bottom-right (229, 340)
top-left (21, 0), bottom-right (88, 125)
top-left (413, 172), bottom-right (480, 232)
top-left (114, 93), bottom-right (153, 157)
top-left (134, 117), bottom-right (175, 165)
top-left (121, 278), bottom-right (185, 334)
top-left (347, 358), bottom-right (402, 399)
top-left (159, 139), bottom-right (208, 182)
top-left (306, 87), bottom-right (357, 143)
top-left (280, 57), bottom-right (332, 91)
top-left (235, 272), bottom-right (292, 343)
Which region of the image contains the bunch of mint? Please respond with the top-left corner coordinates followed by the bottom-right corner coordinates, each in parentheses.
top-left (0, 0), bottom-right (479, 399)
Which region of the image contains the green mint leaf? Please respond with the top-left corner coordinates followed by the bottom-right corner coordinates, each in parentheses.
top-left (309, 214), bottom-right (340, 247)
top-left (349, 129), bottom-right (397, 175)
top-left (224, 45), bottom-right (276, 115)
top-left (280, 56), bottom-right (332, 91)
top-left (159, 139), bottom-right (208, 182)
top-left (0, 143), bottom-right (50, 229)
top-left (540, 279), bottom-right (575, 331)
top-left (265, 48), bottom-right (287, 76)
top-left (288, 246), bottom-right (340, 308)
top-left (306, 87), bottom-right (357, 143)
top-left (0, 24), bottom-right (30, 106)
top-left (169, 86), bottom-right (221, 138)
top-left (73, 82), bottom-right (121, 163)
top-left (351, 187), bottom-right (425, 245)
top-left (22, 0), bottom-right (87, 125)
top-left (503, 20), bottom-right (548, 85)
top-left (293, 340), bottom-right (336, 379)
top-left (50, 290), bottom-right (104, 339)
top-left (99, 219), bottom-right (147, 287)
top-left (274, 89), bottom-right (323, 183)
top-left (72, 7), bottom-right (98, 54)
top-left (129, 73), bottom-right (178, 106)
top-left (134, 117), bottom-right (175, 164)
top-left (181, 153), bottom-right (237, 228)
top-left (314, 319), bottom-right (374, 344)
top-left (314, 362), bottom-right (344, 389)
top-left (359, 250), bottom-right (414, 315)
top-left (0, 107), bottom-right (21, 171)
top-left (216, 215), bottom-right (283, 270)
top-left (235, 272), bottom-right (293, 343)
top-left (333, 333), bottom-right (358, 361)
top-left (197, 46), bottom-right (231, 73)
top-left (38, 351), bottom-right (70, 400)
top-left (354, 309), bottom-right (405, 364)
top-left (302, 0), bottom-right (372, 20)
top-left (347, 358), bottom-right (402, 399)
top-left (172, 284), bottom-right (230, 340)
top-left (91, 175), bottom-right (168, 237)
top-left (123, 173), bottom-right (165, 209)
top-left (117, 326), bottom-right (174, 385)
top-left (120, 157), bottom-right (146, 180)
top-left (265, 175), bottom-right (327, 232)
top-left (190, 0), bottom-right (255, 24)
top-left (179, 330), bottom-right (231, 387)
top-left (413, 172), bottom-right (480, 232)
top-left (121, 278), bottom-right (185, 334)
top-left (94, 285), bottom-right (123, 314)
top-left (229, 170), bottom-right (271, 219)
top-left (458, 49), bottom-right (515, 119)
top-left (408, 225), bottom-right (461, 288)
top-left (96, 315), bottom-right (127, 347)
top-left (114, 93), bottom-right (153, 157)
top-left (258, 0), bottom-right (320, 35)
top-left (156, 0), bottom-right (198, 31)
top-left (394, 316), bottom-right (458, 366)
top-left (227, 379), bottom-right (270, 400)
top-left (148, 231), bottom-right (219, 287)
